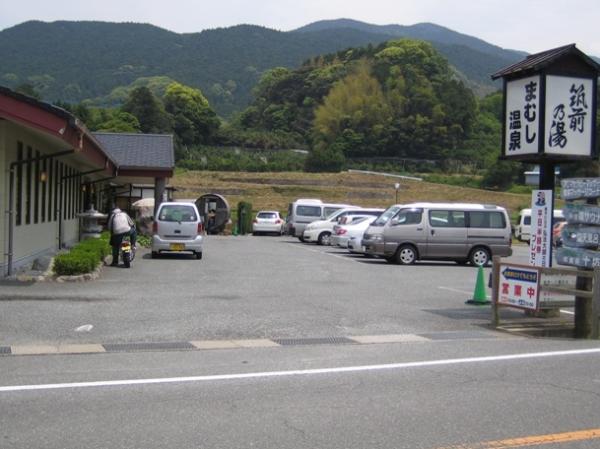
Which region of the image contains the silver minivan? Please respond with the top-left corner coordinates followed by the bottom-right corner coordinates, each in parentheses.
top-left (152, 202), bottom-right (204, 259)
top-left (363, 202), bottom-right (512, 266)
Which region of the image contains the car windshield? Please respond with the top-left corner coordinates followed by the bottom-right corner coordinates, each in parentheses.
top-left (372, 206), bottom-right (401, 226)
top-left (158, 205), bottom-right (197, 222)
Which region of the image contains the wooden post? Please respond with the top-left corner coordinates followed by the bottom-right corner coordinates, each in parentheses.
top-left (575, 270), bottom-right (593, 338)
top-left (491, 256), bottom-right (501, 327)
top-left (592, 268), bottom-right (600, 339)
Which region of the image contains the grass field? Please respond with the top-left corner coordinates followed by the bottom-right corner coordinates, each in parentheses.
top-left (172, 169), bottom-right (533, 218)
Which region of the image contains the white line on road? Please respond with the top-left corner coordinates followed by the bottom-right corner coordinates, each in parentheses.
top-left (1, 347), bottom-right (600, 393)
top-left (560, 310), bottom-right (575, 315)
top-left (293, 244), bottom-right (356, 262)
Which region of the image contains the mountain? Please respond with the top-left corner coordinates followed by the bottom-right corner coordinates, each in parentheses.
top-left (0, 19), bottom-right (527, 116)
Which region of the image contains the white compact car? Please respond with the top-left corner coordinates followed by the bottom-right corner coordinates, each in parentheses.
top-left (331, 215), bottom-right (379, 248)
top-left (152, 202), bottom-right (204, 259)
top-left (252, 211), bottom-right (284, 235)
top-left (302, 208), bottom-right (384, 245)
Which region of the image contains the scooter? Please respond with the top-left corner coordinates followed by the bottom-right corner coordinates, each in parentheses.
top-left (120, 236), bottom-right (136, 268)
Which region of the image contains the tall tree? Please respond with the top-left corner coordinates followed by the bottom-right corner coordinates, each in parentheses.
top-left (163, 82), bottom-right (220, 146)
top-left (313, 59), bottom-right (391, 157)
top-left (122, 86), bottom-right (172, 134)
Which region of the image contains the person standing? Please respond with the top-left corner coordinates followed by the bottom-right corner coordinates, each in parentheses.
top-left (107, 206), bottom-right (136, 266)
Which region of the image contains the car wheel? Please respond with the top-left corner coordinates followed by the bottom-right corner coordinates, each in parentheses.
top-left (395, 245), bottom-right (417, 265)
top-left (196, 251), bottom-right (203, 260)
top-left (317, 232), bottom-right (332, 246)
top-left (299, 236), bottom-right (306, 243)
top-left (469, 247), bottom-right (490, 267)
top-left (151, 251), bottom-right (158, 259)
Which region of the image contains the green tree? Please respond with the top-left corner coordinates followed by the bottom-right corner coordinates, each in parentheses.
top-left (305, 141), bottom-right (346, 172)
top-left (163, 82), bottom-right (220, 146)
top-left (15, 83), bottom-right (41, 100)
top-left (95, 111), bottom-right (141, 133)
top-left (313, 59), bottom-right (391, 157)
top-left (122, 86), bottom-right (172, 134)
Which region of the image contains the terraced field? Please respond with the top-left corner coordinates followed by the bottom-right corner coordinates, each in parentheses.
top-left (172, 169), bottom-right (532, 217)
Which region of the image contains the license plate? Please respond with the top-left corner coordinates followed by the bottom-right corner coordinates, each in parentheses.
top-left (169, 243), bottom-right (185, 251)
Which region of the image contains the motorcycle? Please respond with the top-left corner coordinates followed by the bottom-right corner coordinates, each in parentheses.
top-left (120, 235), bottom-right (136, 268)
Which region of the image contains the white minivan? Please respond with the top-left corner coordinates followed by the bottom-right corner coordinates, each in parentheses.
top-left (363, 202), bottom-right (512, 266)
top-left (514, 208), bottom-right (565, 242)
top-left (285, 199), bottom-right (354, 241)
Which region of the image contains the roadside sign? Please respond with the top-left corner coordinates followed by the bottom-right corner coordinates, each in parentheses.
top-left (529, 190), bottom-right (553, 267)
top-left (498, 264), bottom-right (541, 310)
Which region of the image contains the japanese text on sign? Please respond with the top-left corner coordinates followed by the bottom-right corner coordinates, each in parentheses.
top-left (498, 264), bottom-right (540, 310)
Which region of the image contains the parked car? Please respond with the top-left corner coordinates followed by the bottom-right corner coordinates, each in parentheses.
top-left (151, 202), bottom-right (204, 259)
top-left (364, 202), bottom-right (512, 266)
top-left (302, 208), bottom-right (384, 245)
top-left (514, 208), bottom-right (565, 242)
top-left (285, 199), bottom-right (355, 240)
top-left (331, 215), bottom-right (379, 248)
top-left (252, 211), bottom-right (285, 235)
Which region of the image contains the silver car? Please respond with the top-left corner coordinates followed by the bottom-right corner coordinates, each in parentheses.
top-left (152, 202), bottom-right (204, 259)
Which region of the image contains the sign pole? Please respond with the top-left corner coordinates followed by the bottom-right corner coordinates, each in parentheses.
top-left (538, 160), bottom-right (556, 267)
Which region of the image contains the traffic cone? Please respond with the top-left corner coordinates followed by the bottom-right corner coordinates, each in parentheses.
top-left (465, 265), bottom-right (490, 305)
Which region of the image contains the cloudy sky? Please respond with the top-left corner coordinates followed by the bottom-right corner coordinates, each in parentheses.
top-left (1, 0), bottom-right (599, 56)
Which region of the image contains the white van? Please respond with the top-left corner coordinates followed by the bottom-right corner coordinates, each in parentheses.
top-left (514, 208), bottom-right (565, 242)
top-left (285, 199), bottom-right (354, 241)
top-left (363, 202), bottom-right (512, 266)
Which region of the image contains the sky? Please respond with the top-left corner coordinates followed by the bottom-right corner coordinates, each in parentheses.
top-left (1, 0), bottom-right (599, 56)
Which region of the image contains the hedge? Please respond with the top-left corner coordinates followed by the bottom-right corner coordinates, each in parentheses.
top-left (53, 234), bottom-right (111, 276)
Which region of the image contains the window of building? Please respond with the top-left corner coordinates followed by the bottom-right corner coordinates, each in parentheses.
top-left (15, 143), bottom-right (23, 226)
top-left (25, 146), bottom-right (32, 225)
top-left (47, 158), bottom-right (53, 222)
top-left (34, 150), bottom-right (40, 224)
top-left (54, 161), bottom-right (60, 222)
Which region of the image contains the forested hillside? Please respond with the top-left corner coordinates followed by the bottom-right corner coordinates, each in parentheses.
top-left (0, 19), bottom-right (525, 116)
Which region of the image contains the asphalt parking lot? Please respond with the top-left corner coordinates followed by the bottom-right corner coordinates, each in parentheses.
top-left (0, 236), bottom-right (533, 345)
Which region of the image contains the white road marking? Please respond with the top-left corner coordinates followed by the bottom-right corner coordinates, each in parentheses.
top-left (438, 286), bottom-right (473, 295)
top-left (293, 244), bottom-right (355, 262)
top-left (75, 324), bottom-right (94, 332)
top-left (1, 347), bottom-right (600, 393)
top-left (560, 310), bottom-right (575, 315)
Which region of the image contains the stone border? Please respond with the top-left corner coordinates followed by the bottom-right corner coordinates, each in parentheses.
top-left (13, 255), bottom-right (111, 283)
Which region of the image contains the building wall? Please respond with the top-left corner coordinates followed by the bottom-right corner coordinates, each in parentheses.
top-left (1, 121), bottom-right (83, 276)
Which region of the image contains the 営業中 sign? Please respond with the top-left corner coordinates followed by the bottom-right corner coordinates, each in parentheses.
top-left (498, 264), bottom-right (540, 311)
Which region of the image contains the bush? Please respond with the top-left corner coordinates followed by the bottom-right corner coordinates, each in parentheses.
top-left (237, 201), bottom-right (253, 235)
top-left (53, 235), bottom-right (111, 276)
top-left (53, 251), bottom-right (99, 276)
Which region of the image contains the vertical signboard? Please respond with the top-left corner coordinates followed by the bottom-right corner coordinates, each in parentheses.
top-left (498, 264), bottom-right (540, 310)
top-left (544, 76), bottom-right (594, 157)
top-left (529, 190), bottom-right (553, 267)
top-left (504, 75), bottom-right (541, 157)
